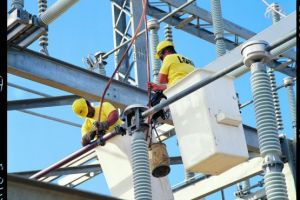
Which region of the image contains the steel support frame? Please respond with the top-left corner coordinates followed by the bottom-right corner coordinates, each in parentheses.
top-left (202, 11), bottom-right (296, 78)
top-left (147, 4), bottom-right (237, 50)
top-left (7, 46), bottom-right (148, 110)
top-left (129, 0), bottom-right (148, 89)
top-left (160, 0), bottom-right (296, 61)
top-left (8, 95), bottom-right (79, 110)
top-left (110, 0), bottom-right (148, 88)
top-left (111, 0), bottom-right (131, 81)
top-left (173, 157), bottom-right (264, 199)
top-left (8, 175), bottom-right (120, 200)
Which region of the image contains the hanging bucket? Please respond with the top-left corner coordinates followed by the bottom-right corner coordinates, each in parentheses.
top-left (148, 142), bottom-right (170, 178)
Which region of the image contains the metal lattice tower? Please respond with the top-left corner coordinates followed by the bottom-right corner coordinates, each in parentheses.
top-left (111, 0), bottom-right (148, 88)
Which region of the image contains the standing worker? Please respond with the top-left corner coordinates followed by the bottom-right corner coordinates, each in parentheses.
top-left (72, 98), bottom-right (123, 146)
top-left (148, 40), bottom-right (195, 91)
top-left (147, 41), bottom-right (195, 120)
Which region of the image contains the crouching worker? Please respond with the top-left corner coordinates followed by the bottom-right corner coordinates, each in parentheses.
top-left (72, 98), bottom-right (124, 146)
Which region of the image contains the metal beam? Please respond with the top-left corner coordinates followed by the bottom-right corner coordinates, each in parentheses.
top-left (8, 95), bottom-right (79, 110)
top-left (11, 156), bottom-right (183, 178)
top-left (160, 0), bottom-right (255, 39)
top-left (147, 6), bottom-right (295, 77)
top-left (11, 164), bottom-right (101, 178)
top-left (202, 11), bottom-right (296, 78)
top-left (160, 0), bottom-right (296, 61)
top-left (8, 175), bottom-right (121, 200)
top-left (147, 4), bottom-right (237, 50)
top-left (173, 157), bottom-right (264, 200)
top-left (7, 46), bottom-right (148, 110)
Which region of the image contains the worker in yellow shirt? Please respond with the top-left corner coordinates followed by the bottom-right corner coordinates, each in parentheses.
top-left (148, 40), bottom-right (195, 91)
top-left (147, 41), bottom-right (195, 120)
top-left (72, 98), bottom-right (123, 146)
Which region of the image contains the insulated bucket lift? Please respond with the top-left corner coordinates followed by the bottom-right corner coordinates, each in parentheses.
top-left (164, 69), bottom-right (249, 175)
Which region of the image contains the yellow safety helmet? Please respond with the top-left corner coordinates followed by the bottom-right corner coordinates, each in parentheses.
top-left (155, 40), bottom-right (175, 59)
top-left (72, 98), bottom-right (88, 118)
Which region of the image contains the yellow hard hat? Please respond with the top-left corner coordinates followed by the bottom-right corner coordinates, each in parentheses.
top-left (72, 98), bottom-right (88, 118)
top-left (155, 40), bottom-right (175, 59)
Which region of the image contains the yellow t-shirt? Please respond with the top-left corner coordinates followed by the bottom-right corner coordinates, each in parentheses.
top-left (159, 54), bottom-right (195, 87)
top-left (81, 102), bottom-right (123, 137)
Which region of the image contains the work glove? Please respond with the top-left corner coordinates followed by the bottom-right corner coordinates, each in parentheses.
top-left (114, 125), bottom-right (127, 136)
top-left (93, 121), bottom-right (109, 131)
top-left (81, 130), bottom-right (97, 146)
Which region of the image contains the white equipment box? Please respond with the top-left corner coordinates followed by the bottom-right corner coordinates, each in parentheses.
top-left (164, 69), bottom-right (249, 175)
top-left (95, 134), bottom-right (174, 200)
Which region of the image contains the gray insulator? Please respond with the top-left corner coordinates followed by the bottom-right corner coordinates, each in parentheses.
top-left (266, 3), bottom-right (283, 131)
top-left (271, 3), bottom-right (281, 24)
top-left (164, 25), bottom-right (173, 42)
top-left (39, 34), bottom-right (48, 46)
top-left (131, 131), bottom-right (152, 200)
top-left (148, 19), bottom-right (160, 83)
top-left (39, 0), bottom-right (79, 25)
top-left (267, 69), bottom-right (283, 130)
top-left (99, 66), bottom-right (106, 76)
top-left (210, 0), bottom-right (226, 56)
top-left (264, 172), bottom-right (288, 199)
top-left (250, 63), bottom-right (282, 157)
top-left (38, 0), bottom-right (49, 55)
top-left (250, 63), bottom-right (288, 200)
top-left (11, 0), bottom-right (24, 9)
top-left (39, 0), bottom-right (48, 13)
top-left (283, 78), bottom-right (296, 129)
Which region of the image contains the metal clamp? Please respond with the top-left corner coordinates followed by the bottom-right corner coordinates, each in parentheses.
top-left (262, 154), bottom-right (284, 172)
top-left (283, 77), bottom-right (294, 87)
top-left (124, 104), bottom-right (149, 134)
top-left (241, 40), bottom-right (272, 67)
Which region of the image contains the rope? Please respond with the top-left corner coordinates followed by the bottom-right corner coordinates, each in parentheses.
top-left (97, 0), bottom-right (148, 122)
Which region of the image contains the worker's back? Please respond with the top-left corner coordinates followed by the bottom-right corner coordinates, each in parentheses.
top-left (160, 53), bottom-right (195, 87)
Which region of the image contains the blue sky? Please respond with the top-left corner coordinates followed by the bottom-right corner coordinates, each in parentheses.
top-left (7, 0), bottom-right (296, 199)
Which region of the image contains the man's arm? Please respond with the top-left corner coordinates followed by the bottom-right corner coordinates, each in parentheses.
top-left (148, 73), bottom-right (168, 91)
top-left (93, 102), bottom-right (120, 131)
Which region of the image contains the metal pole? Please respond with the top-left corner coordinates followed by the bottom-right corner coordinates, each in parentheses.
top-left (8, 82), bottom-right (51, 97)
top-left (103, 0), bottom-right (196, 59)
top-left (241, 40), bottom-right (288, 199)
top-left (18, 109), bottom-right (81, 128)
top-left (29, 131), bottom-right (118, 180)
top-left (148, 19), bottom-right (161, 83)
